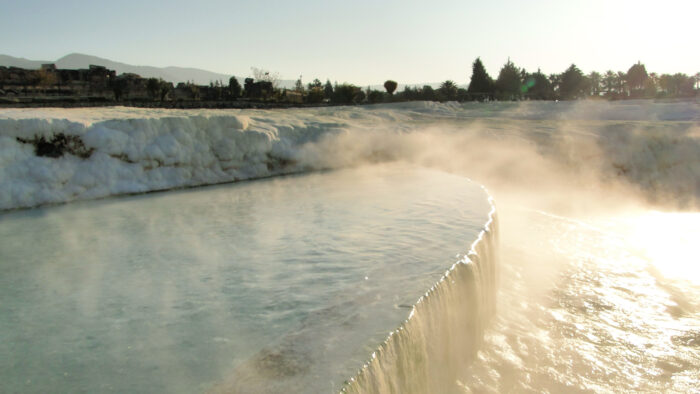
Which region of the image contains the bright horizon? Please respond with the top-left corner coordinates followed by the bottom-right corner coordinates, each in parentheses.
top-left (1, 0), bottom-right (698, 85)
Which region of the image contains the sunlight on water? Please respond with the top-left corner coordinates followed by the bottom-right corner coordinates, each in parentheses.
top-left (459, 207), bottom-right (700, 393)
top-left (620, 211), bottom-right (700, 286)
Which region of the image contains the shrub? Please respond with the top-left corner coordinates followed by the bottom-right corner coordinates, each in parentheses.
top-left (17, 133), bottom-right (94, 159)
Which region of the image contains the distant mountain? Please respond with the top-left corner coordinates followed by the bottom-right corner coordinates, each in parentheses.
top-left (0, 54), bottom-right (49, 69)
top-left (0, 53), bottom-right (441, 89)
top-left (0, 53), bottom-right (233, 85)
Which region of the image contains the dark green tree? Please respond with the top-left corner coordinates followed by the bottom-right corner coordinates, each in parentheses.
top-left (307, 78), bottom-right (322, 90)
top-left (659, 74), bottom-right (673, 95)
top-left (367, 89), bottom-right (385, 104)
top-left (644, 73), bottom-right (658, 98)
top-left (467, 57), bottom-right (494, 100)
top-left (495, 59), bottom-right (522, 100)
top-left (305, 78), bottom-right (324, 103)
top-left (548, 73), bottom-right (561, 96)
top-left (615, 71), bottom-right (627, 97)
top-left (602, 70), bottom-right (616, 96)
top-left (657, 73), bottom-right (695, 97)
top-left (356, 88), bottom-right (366, 103)
top-left (306, 88), bottom-right (324, 104)
top-left (384, 80), bottom-right (398, 95)
top-left (587, 71), bottom-right (602, 96)
top-left (397, 86), bottom-right (418, 101)
top-left (159, 80), bottom-right (172, 101)
top-left (208, 80), bottom-right (224, 100)
top-left (244, 78), bottom-right (254, 97)
top-left (110, 77), bottom-right (129, 101)
top-left (332, 84), bottom-right (364, 104)
top-left (456, 88), bottom-right (469, 101)
top-left (324, 79), bottom-right (333, 99)
top-left (147, 78), bottom-right (161, 100)
top-left (229, 76), bottom-right (242, 99)
top-left (144, 78), bottom-right (170, 101)
top-left (421, 85), bottom-right (436, 101)
top-left (559, 64), bottom-right (586, 99)
top-left (626, 62), bottom-right (648, 96)
top-left (671, 73), bottom-right (696, 97)
top-left (523, 69), bottom-right (553, 100)
top-left (188, 82), bottom-right (201, 101)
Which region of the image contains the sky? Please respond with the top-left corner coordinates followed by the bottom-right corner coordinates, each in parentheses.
top-left (1, 0), bottom-right (698, 85)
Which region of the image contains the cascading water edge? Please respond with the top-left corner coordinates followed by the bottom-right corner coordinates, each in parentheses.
top-left (343, 194), bottom-right (499, 394)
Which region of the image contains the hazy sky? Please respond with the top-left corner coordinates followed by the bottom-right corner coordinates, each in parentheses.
top-left (1, 0), bottom-right (698, 85)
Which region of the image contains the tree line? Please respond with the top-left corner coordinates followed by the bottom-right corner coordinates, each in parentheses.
top-left (220, 59), bottom-right (698, 105)
top-left (458, 58), bottom-right (698, 101)
top-left (12, 59), bottom-right (692, 106)
top-left (386, 58), bottom-right (698, 103)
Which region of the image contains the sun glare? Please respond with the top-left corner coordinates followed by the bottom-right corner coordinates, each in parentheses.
top-left (622, 211), bottom-right (700, 285)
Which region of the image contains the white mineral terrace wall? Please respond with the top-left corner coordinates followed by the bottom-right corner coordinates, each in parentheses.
top-left (1, 100), bottom-right (698, 210)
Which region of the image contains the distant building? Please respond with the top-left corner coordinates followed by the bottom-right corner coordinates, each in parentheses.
top-left (283, 90), bottom-right (303, 103)
top-left (0, 63), bottom-right (116, 98)
top-left (173, 82), bottom-right (200, 101)
top-left (243, 78), bottom-right (273, 100)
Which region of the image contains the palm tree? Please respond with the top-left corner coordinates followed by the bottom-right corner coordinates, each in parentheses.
top-left (615, 71), bottom-right (627, 97)
top-left (659, 74), bottom-right (673, 95)
top-left (603, 70), bottom-right (616, 95)
top-left (439, 80), bottom-right (458, 101)
top-left (644, 73), bottom-right (659, 98)
top-left (587, 71), bottom-right (602, 96)
top-left (548, 73), bottom-right (561, 97)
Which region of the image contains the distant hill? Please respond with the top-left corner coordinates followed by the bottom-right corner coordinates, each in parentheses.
top-left (0, 53), bottom-right (441, 89)
top-left (0, 54), bottom-right (49, 69)
top-left (0, 53), bottom-right (234, 85)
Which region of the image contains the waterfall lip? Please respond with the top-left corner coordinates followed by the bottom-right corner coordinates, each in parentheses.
top-left (341, 181), bottom-right (498, 392)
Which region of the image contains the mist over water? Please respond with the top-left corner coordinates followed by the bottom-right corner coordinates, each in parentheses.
top-left (1, 100), bottom-right (699, 392)
top-left (309, 101), bottom-right (700, 392)
top-left (0, 165), bottom-right (491, 393)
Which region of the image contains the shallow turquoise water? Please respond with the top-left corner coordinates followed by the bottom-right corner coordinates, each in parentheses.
top-left (0, 164), bottom-right (490, 393)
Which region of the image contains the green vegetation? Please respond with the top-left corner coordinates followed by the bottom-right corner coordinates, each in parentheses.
top-left (146, 78), bottom-right (171, 101)
top-left (559, 64), bottom-right (586, 99)
top-left (467, 57), bottom-right (494, 100)
top-left (306, 79), bottom-right (324, 104)
top-left (438, 80), bottom-right (458, 101)
top-left (495, 59), bottom-right (520, 100)
top-left (229, 76), bottom-right (241, 98)
top-left (383, 80), bottom-right (398, 96)
top-left (332, 83), bottom-right (365, 104)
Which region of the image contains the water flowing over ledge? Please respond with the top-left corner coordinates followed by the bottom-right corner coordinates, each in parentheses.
top-left (0, 165), bottom-right (494, 393)
top-left (342, 193), bottom-right (498, 394)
